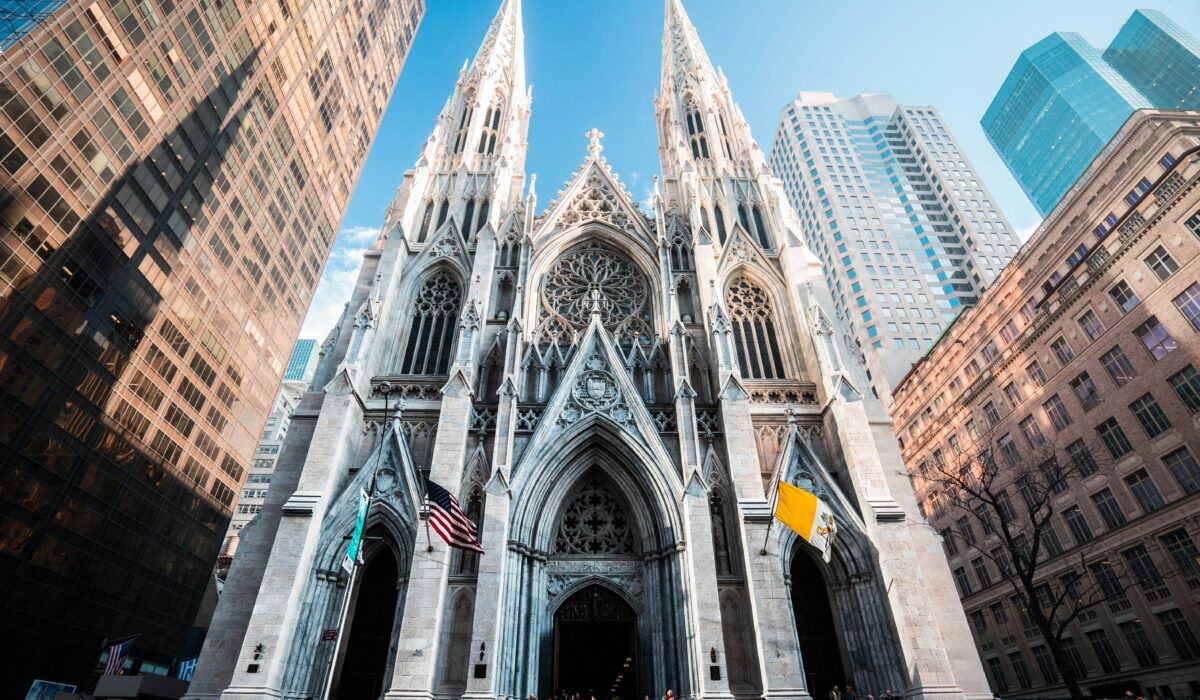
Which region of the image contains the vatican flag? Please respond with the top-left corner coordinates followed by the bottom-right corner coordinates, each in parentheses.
top-left (774, 481), bottom-right (837, 562)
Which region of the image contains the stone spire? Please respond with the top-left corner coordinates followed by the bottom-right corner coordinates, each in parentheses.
top-left (384, 0), bottom-right (529, 244)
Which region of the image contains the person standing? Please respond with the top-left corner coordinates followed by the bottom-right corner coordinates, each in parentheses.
top-left (844, 685), bottom-right (858, 700)
top-left (829, 685), bottom-right (841, 700)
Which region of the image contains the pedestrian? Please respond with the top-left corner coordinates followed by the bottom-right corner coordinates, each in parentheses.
top-left (663, 689), bottom-right (675, 700)
top-left (844, 685), bottom-right (858, 700)
top-left (829, 685), bottom-right (841, 700)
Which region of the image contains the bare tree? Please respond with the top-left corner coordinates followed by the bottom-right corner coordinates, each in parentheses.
top-left (920, 434), bottom-right (1153, 700)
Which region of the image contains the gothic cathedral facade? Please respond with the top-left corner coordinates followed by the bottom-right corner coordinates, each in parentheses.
top-left (186, 2), bottom-right (990, 699)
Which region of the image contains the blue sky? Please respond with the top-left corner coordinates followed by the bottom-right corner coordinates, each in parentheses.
top-left (300, 0), bottom-right (1200, 339)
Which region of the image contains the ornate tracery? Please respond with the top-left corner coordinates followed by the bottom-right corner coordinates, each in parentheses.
top-left (536, 242), bottom-right (652, 347)
top-left (553, 475), bottom-right (638, 556)
top-left (401, 270), bottom-right (463, 375)
top-left (726, 276), bottom-right (786, 379)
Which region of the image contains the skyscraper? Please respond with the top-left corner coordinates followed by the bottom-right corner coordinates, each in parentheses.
top-left (983, 10), bottom-right (1200, 217)
top-left (0, 1), bottom-right (66, 51)
top-left (0, 0), bottom-right (423, 692)
top-left (769, 92), bottom-right (1021, 402)
top-left (187, 1), bottom-right (991, 699)
top-left (283, 338), bottom-right (319, 382)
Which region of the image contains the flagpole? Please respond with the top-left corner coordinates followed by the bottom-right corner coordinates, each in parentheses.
top-left (422, 471), bottom-right (434, 553)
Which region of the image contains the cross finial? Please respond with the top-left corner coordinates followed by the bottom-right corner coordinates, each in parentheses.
top-left (586, 128), bottom-right (604, 157)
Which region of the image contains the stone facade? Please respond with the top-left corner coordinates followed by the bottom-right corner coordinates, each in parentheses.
top-left (185, 2), bottom-right (988, 699)
top-left (893, 110), bottom-right (1200, 698)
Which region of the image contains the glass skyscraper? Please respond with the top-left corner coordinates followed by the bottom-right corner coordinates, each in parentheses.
top-left (282, 337), bottom-right (318, 382)
top-left (983, 10), bottom-right (1200, 217)
top-left (0, 1), bottom-right (67, 51)
top-left (0, 0), bottom-right (423, 693)
top-left (770, 93), bottom-right (1020, 402)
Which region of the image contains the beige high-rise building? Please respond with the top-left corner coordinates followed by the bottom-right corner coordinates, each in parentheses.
top-left (0, 0), bottom-right (423, 692)
top-left (893, 110), bottom-right (1200, 698)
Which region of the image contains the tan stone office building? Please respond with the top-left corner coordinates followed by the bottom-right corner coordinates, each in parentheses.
top-left (0, 0), bottom-right (423, 692)
top-left (893, 110), bottom-right (1200, 698)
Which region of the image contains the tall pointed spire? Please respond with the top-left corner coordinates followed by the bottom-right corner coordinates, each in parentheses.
top-left (661, 0), bottom-right (716, 89)
top-left (466, 0), bottom-right (525, 94)
top-left (384, 0), bottom-right (529, 245)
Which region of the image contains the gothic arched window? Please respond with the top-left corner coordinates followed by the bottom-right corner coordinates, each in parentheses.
top-left (726, 276), bottom-right (786, 379)
top-left (436, 200), bottom-right (450, 231)
top-left (401, 270), bottom-right (462, 375)
top-left (714, 204), bottom-right (727, 245)
top-left (716, 108), bottom-right (735, 160)
top-left (416, 200), bottom-right (435, 243)
top-left (462, 200), bottom-right (475, 237)
top-left (737, 202), bottom-right (752, 234)
top-left (685, 101), bottom-right (709, 160)
top-left (454, 486), bottom-right (484, 574)
top-left (452, 103), bottom-right (473, 154)
top-left (477, 97), bottom-right (503, 155)
top-left (752, 205), bottom-right (771, 249)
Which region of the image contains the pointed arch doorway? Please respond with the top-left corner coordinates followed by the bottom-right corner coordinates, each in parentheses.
top-left (333, 545), bottom-right (401, 699)
top-left (790, 549), bottom-right (846, 699)
top-left (553, 585), bottom-right (638, 700)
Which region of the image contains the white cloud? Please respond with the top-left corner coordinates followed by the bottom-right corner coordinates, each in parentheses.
top-left (298, 226), bottom-right (379, 340)
top-left (1014, 219), bottom-right (1043, 242)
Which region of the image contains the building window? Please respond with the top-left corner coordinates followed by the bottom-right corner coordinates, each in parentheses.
top-left (984, 401), bottom-right (1003, 427)
top-left (1187, 210), bottom-right (1200, 238)
top-left (972, 557), bottom-right (992, 588)
top-left (1030, 645), bottom-right (1058, 683)
top-left (1123, 543), bottom-right (1164, 587)
top-left (1100, 345), bottom-right (1138, 385)
top-left (685, 99), bottom-right (709, 160)
top-left (965, 418), bottom-right (980, 439)
top-left (1157, 609), bottom-right (1200, 660)
top-left (1002, 381), bottom-right (1022, 408)
top-left (1042, 394), bottom-right (1071, 431)
top-left (998, 434), bottom-right (1020, 466)
top-left (726, 277), bottom-right (786, 379)
top-left (1159, 529), bottom-right (1200, 575)
top-left (1120, 620), bottom-right (1159, 667)
top-left (1090, 488), bottom-right (1127, 530)
top-left (940, 528), bottom-right (958, 556)
top-left (953, 566), bottom-right (973, 596)
top-left (1169, 365), bottom-right (1200, 413)
top-left (477, 96), bottom-right (503, 155)
top-left (1077, 309), bottom-right (1105, 341)
top-left (1058, 637), bottom-right (1087, 680)
top-left (957, 516), bottom-right (977, 546)
top-left (1019, 416), bottom-right (1045, 448)
top-left (1008, 652), bottom-right (1033, 690)
top-left (452, 103), bottom-right (473, 154)
top-left (1108, 279), bottom-right (1141, 313)
top-left (1172, 282), bottom-right (1200, 331)
top-left (1000, 319), bottom-right (1019, 344)
top-left (1049, 337), bottom-right (1074, 366)
top-left (1096, 417), bottom-right (1132, 458)
top-left (1134, 316), bottom-right (1177, 360)
top-left (985, 658), bottom-right (1008, 694)
top-left (1129, 393), bottom-right (1171, 437)
top-left (1062, 505), bottom-right (1093, 545)
top-left (1144, 245), bottom-right (1179, 281)
top-left (989, 601), bottom-right (1008, 625)
top-left (970, 610), bottom-right (988, 635)
top-left (1086, 629), bottom-right (1122, 674)
top-left (1026, 359), bottom-right (1047, 386)
top-left (1066, 439), bottom-right (1097, 476)
top-left (1124, 469), bottom-right (1166, 513)
top-left (401, 271), bottom-right (463, 375)
top-left (1090, 560), bottom-right (1124, 598)
top-left (1069, 371), bottom-right (1100, 410)
top-left (982, 340), bottom-right (999, 362)
top-left (1162, 447), bottom-right (1200, 494)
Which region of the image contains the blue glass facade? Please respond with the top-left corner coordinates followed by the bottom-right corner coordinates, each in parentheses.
top-left (283, 338), bottom-right (318, 381)
top-left (0, 0), bottom-right (67, 50)
top-left (983, 11), bottom-right (1200, 217)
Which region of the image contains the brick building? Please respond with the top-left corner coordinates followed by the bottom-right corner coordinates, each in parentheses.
top-left (893, 110), bottom-right (1200, 698)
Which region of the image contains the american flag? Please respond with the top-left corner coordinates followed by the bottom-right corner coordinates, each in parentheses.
top-left (104, 639), bottom-right (133, 676)
top-left (425, 478), bottom-right (484, 553)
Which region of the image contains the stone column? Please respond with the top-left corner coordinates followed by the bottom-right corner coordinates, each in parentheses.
top-left (681, 473), bottom-right (735, 700)
top-left (718, 388), bottom-right (809, 700)
top-left (217, 389), bottom-right (365, 700)
top-left (384, 383), bottom-right (474, 700)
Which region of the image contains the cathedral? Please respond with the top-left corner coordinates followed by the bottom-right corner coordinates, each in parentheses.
top-left (185, 1), bottom-right (991, 699)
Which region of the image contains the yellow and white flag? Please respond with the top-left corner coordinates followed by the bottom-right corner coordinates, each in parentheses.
top-left (774, 481), bottom-right (837, 562)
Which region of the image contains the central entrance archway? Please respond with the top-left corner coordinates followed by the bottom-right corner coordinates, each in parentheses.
top-left (554, 585), bottom-right (638, 699)
top-left (335, 545), bottom-right (400, 699)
